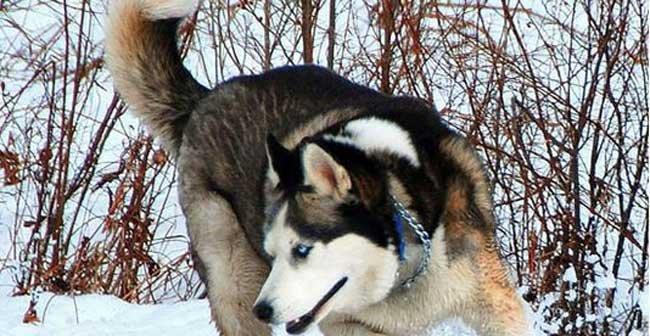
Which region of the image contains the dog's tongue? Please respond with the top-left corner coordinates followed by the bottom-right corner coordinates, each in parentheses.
top-left (286, 314), bottom-right (314, 334)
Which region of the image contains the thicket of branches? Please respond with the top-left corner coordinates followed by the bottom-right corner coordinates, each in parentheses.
top-left (0, 1), bottom-right (647, 335)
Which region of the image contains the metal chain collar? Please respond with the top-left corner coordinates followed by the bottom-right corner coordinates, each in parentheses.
top-left (390, 195), bottom-right (432, 288)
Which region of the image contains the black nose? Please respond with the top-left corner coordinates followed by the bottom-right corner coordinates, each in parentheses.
top-left (253, 301), bottom-right (274, 323)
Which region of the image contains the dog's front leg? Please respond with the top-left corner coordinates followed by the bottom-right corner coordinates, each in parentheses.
top-left (465, 246), bottom-right (531, 336)
top-left (185, 193), bottom-right (271, 336)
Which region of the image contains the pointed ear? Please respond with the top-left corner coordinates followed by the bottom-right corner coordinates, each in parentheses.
top-left (302, 144), bottom-right (351, 199)
top-left (265, 134), bottom-right (291, 187)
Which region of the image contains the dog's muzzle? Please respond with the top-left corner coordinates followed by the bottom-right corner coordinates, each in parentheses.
top-left (285, 276), bottom-right (348, 334)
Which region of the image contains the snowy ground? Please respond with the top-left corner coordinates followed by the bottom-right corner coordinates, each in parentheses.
top-left (0, 293), bottom-right (215, 336)
top-left (0, 291), bottom-right (477, 336)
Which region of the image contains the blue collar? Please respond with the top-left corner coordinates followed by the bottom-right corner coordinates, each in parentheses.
top-left (393, 211), bottom-right (407, 261)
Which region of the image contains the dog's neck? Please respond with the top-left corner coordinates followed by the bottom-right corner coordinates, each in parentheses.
top-left (386, 176), bottom-right (433, 287)
top-left (391, 195), bottom-right (431, 287)
top-left (314, 116), bottom-right (442, 286)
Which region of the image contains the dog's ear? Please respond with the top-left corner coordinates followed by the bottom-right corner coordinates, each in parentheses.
top-left (301, 143), bottom-right (351, 199)
top-left (265, 134), bottom-right (293, 188)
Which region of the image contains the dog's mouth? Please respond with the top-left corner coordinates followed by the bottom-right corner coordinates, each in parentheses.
top-left (285, 276), bottom-right (348, 334)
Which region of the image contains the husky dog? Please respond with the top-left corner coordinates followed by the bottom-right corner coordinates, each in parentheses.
top-left (105, 0), bottom-right (530, 335)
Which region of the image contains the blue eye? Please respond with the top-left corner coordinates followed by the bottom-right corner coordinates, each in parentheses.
top-left (293, 243), bottom-right (313, 259)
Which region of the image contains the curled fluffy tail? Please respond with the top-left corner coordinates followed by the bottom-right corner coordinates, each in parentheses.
top-left (105, 0), bottom-right (207, 153)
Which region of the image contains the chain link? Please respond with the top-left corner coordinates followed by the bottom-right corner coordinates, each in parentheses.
top-left (390, 195), bottom-right (432, 288)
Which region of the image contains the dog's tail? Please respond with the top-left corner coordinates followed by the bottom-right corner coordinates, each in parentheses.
top-left (105, 0), bottom-right (207, 153)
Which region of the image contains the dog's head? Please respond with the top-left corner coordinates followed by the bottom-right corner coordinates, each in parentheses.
top-left (252, 134), bottom-right (400, 334)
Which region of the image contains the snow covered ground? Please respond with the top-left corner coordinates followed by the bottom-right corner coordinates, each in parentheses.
top-left (0, 293), bottom-right (215, 336)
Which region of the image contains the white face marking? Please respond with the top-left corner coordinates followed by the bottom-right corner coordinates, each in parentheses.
top-left (256, 210), bottom-right (399, 328)
top-left (329, 117), bottom-right (420, 166)
top-left (263, 202), bottom-right (288, 255)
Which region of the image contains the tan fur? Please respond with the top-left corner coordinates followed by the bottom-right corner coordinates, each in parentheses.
top-left (106, 2), bottom-right (148, 107)
top-left (105, 2), bottom-right (169, 144)
top-left (473, 242), bottom-right (529, 335)
top-left (105, 0), bottom-right (203, 153)
top-left (438, 137), bottom-right (528, 335)
top-left (387, 174), bottom-right (412, 208)
top-left (439, 137), bottom-right (494, 220)
top-left (446, 180), bottom-right (469, 214)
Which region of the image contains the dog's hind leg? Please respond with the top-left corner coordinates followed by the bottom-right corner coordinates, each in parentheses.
top-left (183, 190), bottom-right (270, 335)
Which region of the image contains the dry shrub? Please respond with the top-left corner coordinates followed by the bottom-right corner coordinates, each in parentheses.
top-left (1, 1), bottom-right (201, 304)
